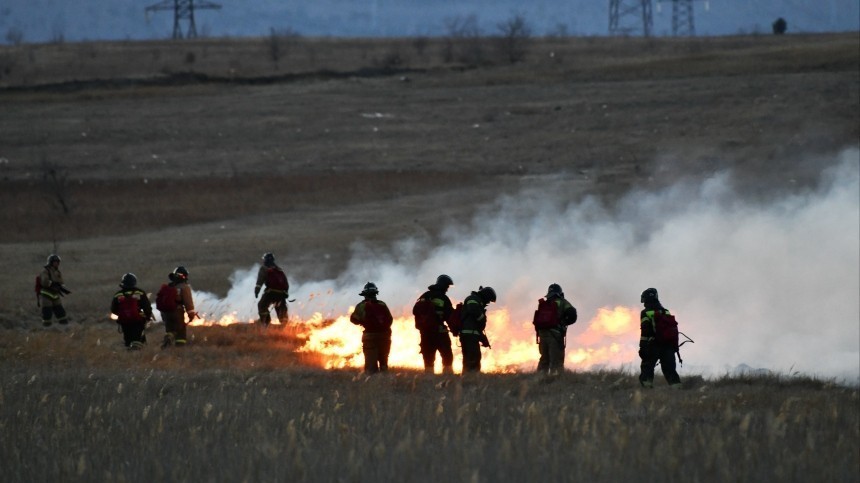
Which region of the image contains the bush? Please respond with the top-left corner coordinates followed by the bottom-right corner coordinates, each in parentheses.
top-left (773, 17), bottom-right (788, 35)
top-left (496, 13), bottom-right (532, 64)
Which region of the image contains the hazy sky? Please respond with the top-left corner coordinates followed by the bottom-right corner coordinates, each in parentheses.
top-left (1, 0), bottom-right (858, 43)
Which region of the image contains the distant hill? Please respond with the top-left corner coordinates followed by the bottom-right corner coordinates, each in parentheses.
top-left (1, 0), bottom-right (858, 44)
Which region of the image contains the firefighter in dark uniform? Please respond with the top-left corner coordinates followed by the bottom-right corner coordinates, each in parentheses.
top-left (638, 287), bottom-right (681, 388)
top-left (536, 283), bottom-right (578, 374)
top-left (110, 273), bottom-right (154, 350)
top-left (160, 266), bottom-right (197, 348)
top-left (254, 252), bottom-right (290, 326)
top-left (350, 282), bottom-right (394, 374)
top-left (39, 254), bottom-right (71, 326)
top-left (416, 274), bottom-right (455, 374)
top-left (459, 286), bottom-right (496, 374)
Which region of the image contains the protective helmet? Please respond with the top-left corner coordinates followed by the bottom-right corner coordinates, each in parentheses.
top-left (173, 266), bottom-right (189, 281)
top-left (478, 286), bottom-right (497, 304)
top-left (641, 287), bottom-right (659, 303)
top-left (547, 283), bottom-right (564, 298)
top-left (436, 274), bottom-right (454, 287)
top-left (47, 254), bottom-right (61, 265)
top-left (120, 273), bottom-right (138, 289)
top-left (262, 252), bottom-right (275, 267)
top-left (359, 282), bottom-right (379, 297)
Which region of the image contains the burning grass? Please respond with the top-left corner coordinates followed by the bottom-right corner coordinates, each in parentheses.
top-left (1, 323), bottom-right (857, 481)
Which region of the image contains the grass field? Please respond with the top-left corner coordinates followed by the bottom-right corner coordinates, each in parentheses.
top-left (1, 33), bottom-right (858, 481)
top-left (2, 324), bottom-right (857, 482)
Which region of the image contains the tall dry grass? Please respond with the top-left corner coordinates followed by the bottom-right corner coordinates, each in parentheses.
top-left (1, 323), bottom-right (857, 482)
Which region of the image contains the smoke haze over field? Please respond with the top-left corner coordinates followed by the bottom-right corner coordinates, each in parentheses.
top-left (197, 148), bottom-right (860, 382)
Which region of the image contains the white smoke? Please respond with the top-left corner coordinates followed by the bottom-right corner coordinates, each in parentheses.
top-left (197, 148), bottom-right (860, 383)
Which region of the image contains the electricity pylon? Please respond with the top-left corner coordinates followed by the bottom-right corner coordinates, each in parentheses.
top-left (145, 0), bottom-right (221, 39)
top-left (609, 0), bottom-right (653, 37)
top-left (657, 0), bottom-right (703, 37)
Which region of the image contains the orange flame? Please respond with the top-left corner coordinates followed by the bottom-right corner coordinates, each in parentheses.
top-left (188, 301), bottom-right (642, 373)
top-left (293, 304), bottom-right (641, 373)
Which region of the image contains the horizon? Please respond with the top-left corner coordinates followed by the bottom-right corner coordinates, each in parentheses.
top-left (0, 0), bottom-right (858, 45)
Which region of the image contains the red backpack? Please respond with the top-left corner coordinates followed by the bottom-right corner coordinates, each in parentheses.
top-left (532, 298), bottom-right (561, 329)
top-left (362, 300), bottom-right (393, 332)
top-left (447, 302), bottom-right (464, 336)
top-left (155, 283), bottom-right (179, 311)
top-left (116, 292), bottom-right (142, 321)
top-left (266, 268), bottom-right (289, 291)
top-left (653, 311), bottom-right (679, 349)
top-left (412, 298), bottom-right (438, 331)
top-left (34, 275), bottom-right (41, 298)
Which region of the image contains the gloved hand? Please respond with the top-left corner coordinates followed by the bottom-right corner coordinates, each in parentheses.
top-left (254, 286), bottom-right (260, 297)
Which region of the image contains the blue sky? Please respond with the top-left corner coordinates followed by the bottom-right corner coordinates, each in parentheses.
top-left (1, 0), bottom-right (858, 44)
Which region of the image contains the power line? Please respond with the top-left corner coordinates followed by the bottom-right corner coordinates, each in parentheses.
top-left (609, 0), bottom-right (653, 37)
top-left (145, 0), bottom-right (222, 39)
top-left (656, 0), bottom-right (709, 36)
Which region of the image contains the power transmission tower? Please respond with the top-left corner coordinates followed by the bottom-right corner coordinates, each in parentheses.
top-left (145, 0), bottom-right (221, 39)
top-left (657, 0), bottom-right (703, 36)
top-left (609, 0), bottom-right (653, 37)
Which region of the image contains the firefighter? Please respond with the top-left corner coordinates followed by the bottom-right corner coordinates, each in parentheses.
top-left (535, 283), bottom-right (578, 375)
top-left (349, 282), bottom-right (394, 374)
top-left (414, 274), bottom-right (455, 374)
top-left (459, 286), bottom-right (496, 374)
top-left (638, 287), bottom-right (682, 388)
top-left (38, 254), bottom-right (71, 326)
top-left (254, 252), bottom-right (290, 327)
top-left (158, 266), bottom-right (197, 348)
top-left (110, 273), bottom-right (154, 350)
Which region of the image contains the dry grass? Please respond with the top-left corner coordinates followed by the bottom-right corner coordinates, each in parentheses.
top-left (0, 324), bottom-right (857, 482)
top-left (1, 34), bottom-right (856, 88)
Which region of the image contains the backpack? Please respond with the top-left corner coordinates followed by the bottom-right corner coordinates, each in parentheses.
top-left (35, 275), bottom-right (41, 297)
top-left (362, 300), bottom-right (393, 332)
top-left (266, 268), bottom-right (288, 291)
top-left (116, 291), bottom-right (142, 321)
top-left (447, 302), bottom-right (464, 336)
top-left (155, 283), bottom-right (179, 311)
top-left (412, 297), bottom-right (438, 331)
top-left (532, 297), bottom-right (561, 329)
top-left (653, 311), bottom-right (679, 349)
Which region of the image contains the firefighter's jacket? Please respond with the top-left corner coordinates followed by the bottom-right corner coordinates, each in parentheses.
top-left (255, 265), bottom-right (289, 294)
top-left (39, 265), bottom-right (65, 300)
top-left (640, 302), bottom-right (669, 347)
top-left (418, 286), bottom-right (453, 331)
top-left (350, 298), bottom-right (393, 334)
top-left (110, 288), bottom-right (154, 323)
top-left (546, 294), bottom-right (578, 329)
top-left (460, 293), bottom-right (487, 333)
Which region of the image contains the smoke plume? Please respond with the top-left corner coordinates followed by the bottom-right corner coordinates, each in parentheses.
top-left (197, 148), bottom-right (859, 383)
